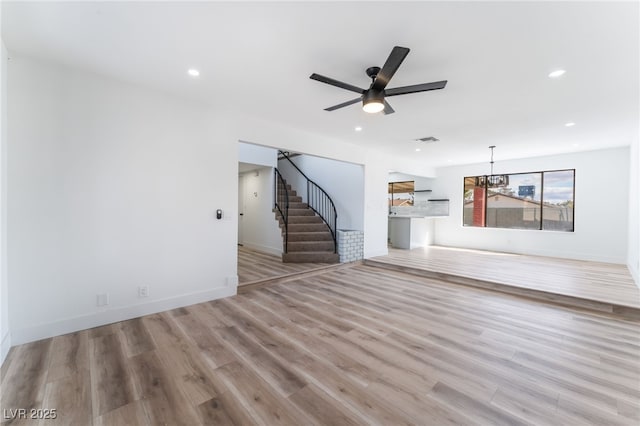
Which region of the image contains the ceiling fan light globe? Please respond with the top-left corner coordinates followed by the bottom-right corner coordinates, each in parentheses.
top-left (363, 101), bottom-right (384, 113)
top-left (362, 89), bottom-right (385, 113)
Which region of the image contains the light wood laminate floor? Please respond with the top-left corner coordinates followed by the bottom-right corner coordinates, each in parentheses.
top-left (369, 246), bottom-right (640, 310)
top-left (2, 264), bottom-right (639, 425)
top-left (238, 246), bottom-right (332, 286)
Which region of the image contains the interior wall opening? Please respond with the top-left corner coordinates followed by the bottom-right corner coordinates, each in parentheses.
top-left (237, 141), bottom-right (365, 286)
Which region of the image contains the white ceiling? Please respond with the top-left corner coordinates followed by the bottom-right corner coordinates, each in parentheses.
top-left (3, 1), bottom-right (638, 168)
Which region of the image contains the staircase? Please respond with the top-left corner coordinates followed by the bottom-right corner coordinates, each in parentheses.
top-left (275, 181), bottom-right (339, 263)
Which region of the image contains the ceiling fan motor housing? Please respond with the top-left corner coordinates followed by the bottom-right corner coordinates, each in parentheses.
top-left (362, 89), bottom-right (385, 112)
top-left (363, 89), bottom-right (384, 103)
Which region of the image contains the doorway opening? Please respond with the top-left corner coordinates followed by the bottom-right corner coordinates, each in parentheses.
top-left (237, 141), bottom-right (365, 288)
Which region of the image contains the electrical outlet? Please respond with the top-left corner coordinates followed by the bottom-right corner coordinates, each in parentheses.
top-left (138, 286), bottom-right (149, 298)
top-left (96, 293), bottom-right (109, 306)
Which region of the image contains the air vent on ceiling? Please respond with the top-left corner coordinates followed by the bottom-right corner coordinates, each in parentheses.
top-left (415, 136), bottom-right (439, 143)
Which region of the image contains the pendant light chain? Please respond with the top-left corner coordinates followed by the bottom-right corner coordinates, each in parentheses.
top-left (489, 145), bottom-right (496, 176)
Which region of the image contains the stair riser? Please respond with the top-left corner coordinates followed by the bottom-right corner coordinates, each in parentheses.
top-left (274, 214), bottom-right (317, 224)
top-left (275, 197), bottom-right (302, 204)
top-left (288, 216), bottom-right (323, 224)
top-left (287, 241), bottom-right (336, 252)
top-left (287, 209), bottom-right (315, 216)
top-left (289, 203), bottom-right (308, 209)
top-left (279, 218), bottom-right (324, 226)
top-left (273, 205), bottom-right (310, 215)
top-left (287, 232), bottom-right (333, 242)
top-left (277, 184), bottom-right (296, 195)
top-left (286, 224), bottom-right (329, 232)
top-left (283, 252), bottom-right (340, 263)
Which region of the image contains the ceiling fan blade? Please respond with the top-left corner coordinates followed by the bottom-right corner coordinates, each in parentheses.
top-left (324, 97), bottom-right (362, 111)
top-left (385, 80), bottom-right (448, 97)
top-left (371, 46), bottom-right (410, 91)
top-left (310, 73), bottom-right (365, 94)
top-left (383, 100), bottom-right (395, 115)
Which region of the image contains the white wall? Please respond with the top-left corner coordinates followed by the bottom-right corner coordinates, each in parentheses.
top-left (8, 56), bottom-right (238, 344)
top-left (234, 117), bottom-right (390, 258)
top-left (278, 154), bottom-right (365, 231)
top-left (628, 139), bottom-right (639, 285)
top-left (0, 14), bottom-right (11, 363)
top-left (389, 172), bottom-right (435, 188)
top-left (6, 55), bottom-right (395, 346)
top-left (389, 172), bottom-right (436, 205)
top-left (431, 147), bottom-right (630, 263)
top-left (362, 150), bottom-right (391, 257)
top-left (238, 141), bottom-right (277, 168)
top-left (239, 167), bottom-right (283, 255)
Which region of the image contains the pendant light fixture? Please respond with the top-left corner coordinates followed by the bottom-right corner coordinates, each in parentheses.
top-left (475, 145), bottom-right (509, 187)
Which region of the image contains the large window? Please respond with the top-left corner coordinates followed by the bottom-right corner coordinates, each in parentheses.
top-left (463, 169), bottom-right (574, 231)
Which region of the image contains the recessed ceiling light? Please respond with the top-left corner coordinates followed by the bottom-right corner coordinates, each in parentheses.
top-left (548, 69), bottom-right (566, 78)
top-left (565, 122), bottom-right (576, 127)
top-left (354, 126), bottom-right (362, 132)
top-left (415, 148), bottom-right (421, 152)
top-left (572, 143), bottom-right (580, 147)
top-left (188, 69), bottom-right (200, 77)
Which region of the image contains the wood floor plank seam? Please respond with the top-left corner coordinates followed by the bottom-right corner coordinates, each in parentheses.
top-left (262, 272), bottom-right (640, 420)
top-left (2, 253), bottom-right (639, 425)
top-left (292, 274), bottom-right (636, 394)
top-left (324, 268), bottom-right (640, 358)
top-left (260, 282), bottom-right (520, 410)
top-left (211, 300), bottom-right (405, 425)
top-left (227, 291), bottom-right (433, 425)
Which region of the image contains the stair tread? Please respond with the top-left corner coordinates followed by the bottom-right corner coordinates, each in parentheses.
top-left (288, 241), bottom-right (335, 252)
top-left (287, 250), bottom-right (335, 254)
top-left (287, 224), bottom-right (329, 228)
top-left (283, 251), bottom-right (340, 264)
top-left (289, 231), bottom-right (330, 234)
top-left (289, 241), bottom-right (334, 245)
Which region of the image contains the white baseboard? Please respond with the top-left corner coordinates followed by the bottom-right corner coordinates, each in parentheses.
top-left (242, 242), bottom-right (282, 257)
top-left (11, 285), bottom-right (237, 346)
top-left (1, 331), bottom-right (11, 366)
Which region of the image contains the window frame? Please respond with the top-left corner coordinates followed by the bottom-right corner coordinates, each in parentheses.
top-left (462, 168), bottom-right (575, 232)
top-left (388, 180), bottom-right (415, 207)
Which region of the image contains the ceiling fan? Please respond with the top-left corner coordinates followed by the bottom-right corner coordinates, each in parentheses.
top-left (310, 46), bottom-right (447, 115)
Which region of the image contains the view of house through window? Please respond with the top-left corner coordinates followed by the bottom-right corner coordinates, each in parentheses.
top-left (388, 181), bottom-right (415, 206)
top-left (463, 169), bottom-right (574, 231)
